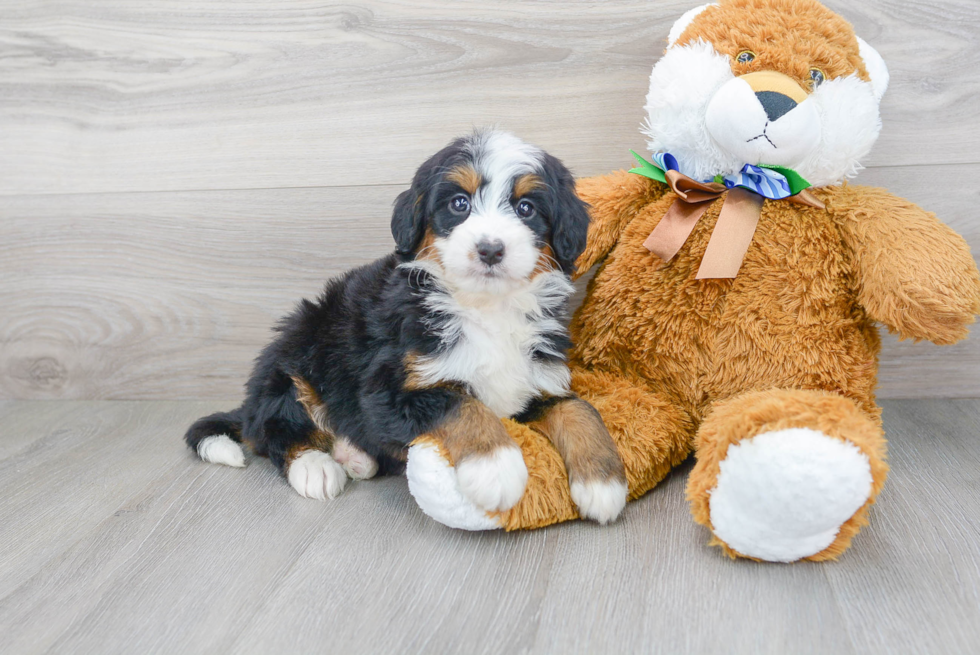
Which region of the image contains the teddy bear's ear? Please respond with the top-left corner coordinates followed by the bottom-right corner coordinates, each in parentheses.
top-left (667, 3), bottom-right (717, 47)
top-left (856, 36), bottom-right (889, 101)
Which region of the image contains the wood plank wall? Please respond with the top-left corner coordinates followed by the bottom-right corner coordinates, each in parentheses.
top-left (2, 0), bottom-right (978, 400)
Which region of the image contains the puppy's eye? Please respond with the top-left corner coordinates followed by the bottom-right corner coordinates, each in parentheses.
top-left (449, 195), bottom-right (470, 215)
top-left (809, 67), bottom-right (826, 89)
top-left (736, 50), bottom-right (756, 64)
top-left (516, 200), bottom-right (535, 219)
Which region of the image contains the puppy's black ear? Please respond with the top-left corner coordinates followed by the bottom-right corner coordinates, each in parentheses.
top-left (391, 186), bottom-right (425, 257)
top-left (544, 154), bottom-right (590, 275)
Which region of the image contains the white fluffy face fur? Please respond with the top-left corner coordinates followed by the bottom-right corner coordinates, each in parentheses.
top-left (435, 131), bottom-right (547, 296)
top-left (643, 15), bottom-right (887, 187)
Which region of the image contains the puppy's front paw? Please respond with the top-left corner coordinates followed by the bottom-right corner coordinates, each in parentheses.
top-left (455, 446), bottom-right (528, 512)
top-left (571, 478), bottom-right (629, 524)
top-left (287, 450), bottom-right (347, 500)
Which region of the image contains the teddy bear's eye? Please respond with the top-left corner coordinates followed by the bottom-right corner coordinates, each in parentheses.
top-left (809, 67), bottom-right (826, 89)
top-left (736, 50), bottom-right (756, 64)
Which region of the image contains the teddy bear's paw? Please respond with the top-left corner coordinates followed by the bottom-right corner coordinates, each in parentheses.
top-left (708, 428), bottom-right (873, 562)
top-left (287, 450), bottom-right (348, 501)
top-left (455, 446), bottom-right (528, 513)
top-left (571, 478), bottom-right (629, 524)
top-left (405, 440), bottom-right (503, 530)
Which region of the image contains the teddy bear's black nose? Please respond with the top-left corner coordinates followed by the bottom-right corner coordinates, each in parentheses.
top-left (756, 91), bottom-right (798, 122)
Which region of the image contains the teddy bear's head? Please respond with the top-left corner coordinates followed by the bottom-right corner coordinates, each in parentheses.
top-left (643, 0), bottom-right (889, 187)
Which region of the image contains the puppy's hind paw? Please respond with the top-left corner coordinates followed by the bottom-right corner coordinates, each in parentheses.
top-left (571, 478), bottom-right (629, 525)
top-left (287, 450), bottom-right (348, 500)
top-left (455, 446), bottom-right (528, 512)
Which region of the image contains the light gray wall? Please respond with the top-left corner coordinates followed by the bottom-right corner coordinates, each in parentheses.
top-left (2, 0), bottom-right (978, 400)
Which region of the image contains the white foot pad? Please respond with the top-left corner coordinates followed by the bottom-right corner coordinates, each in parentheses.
top-left (197, 435), bottom-right (246, 468)
top-left (571, 478), bottom-right (629, 524)
top-left (406, 442), bottom-right (502, 531)
top-left (287, 450), bottom-right (347, 500)
top-left (455, 446), bottom-right (528, 513)
top-left (709, 428), bottom-right (873, 562)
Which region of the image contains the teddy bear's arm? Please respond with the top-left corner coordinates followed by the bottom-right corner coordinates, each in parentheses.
top-left (573, 170), bottom-right (668, 279)
top-left (832, 186), bottom-right (980, 345)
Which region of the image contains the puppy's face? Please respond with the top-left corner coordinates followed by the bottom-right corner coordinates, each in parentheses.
top-left (392, 130), bottom-right (589, 295)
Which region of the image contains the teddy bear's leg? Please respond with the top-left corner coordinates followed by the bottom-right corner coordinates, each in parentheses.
top-left (686, 388), bottom-right (888, 562)
top-left (406, 366), bottom-right (694, 531)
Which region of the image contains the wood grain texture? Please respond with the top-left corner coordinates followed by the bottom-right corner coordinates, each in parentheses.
top-left (3, 164), bottom-right (978, 400)
top-left (0, 0), bottom-right (978, 195)
top-left (0, 399), bottom-right (977, 654)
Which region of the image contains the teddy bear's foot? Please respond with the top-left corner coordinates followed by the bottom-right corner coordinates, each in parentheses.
top-left (708, 427), bottom-right (872, 562)
top-left (688, 389), bottom-right (888, 562)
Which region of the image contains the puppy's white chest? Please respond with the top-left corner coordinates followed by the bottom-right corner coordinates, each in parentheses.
top-left (417, 300), bottom-right (570, 417)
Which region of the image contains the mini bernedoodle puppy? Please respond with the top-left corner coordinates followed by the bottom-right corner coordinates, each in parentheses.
top-left (185, 129), bottom-right (628, 523)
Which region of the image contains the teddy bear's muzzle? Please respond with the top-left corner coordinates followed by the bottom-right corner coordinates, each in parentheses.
top-left (705, 70), bottom-right (819, 169)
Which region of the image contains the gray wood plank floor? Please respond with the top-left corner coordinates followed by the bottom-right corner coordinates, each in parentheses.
top-left (0, 399), bottom-right (977, 654)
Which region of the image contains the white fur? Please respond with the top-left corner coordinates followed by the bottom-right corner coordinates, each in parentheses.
top-left (708, 428), bottom-right (873, 562)
top-left (403, 262), bottom-right (573, 417)
top-left (287, 450), bottom-right (347, 500)
top-left (197, 435), bottom-right (246, 468)
top-left (406, 441), bottom-right (501, 530)
top-left (856, 36), bottom-right (889, 100)
top-left (332, 437), bottom-right (378, 480)
top-left (455, 446), bottom-right (528, 512)
top-left (705, 77), bottom-right (821, 168)
top-left (571, 479), bottom-right (629, 525)
top-left (643, 38), bottom-right (883, 187)
top-left (667, 4), bottom-right (716, 47)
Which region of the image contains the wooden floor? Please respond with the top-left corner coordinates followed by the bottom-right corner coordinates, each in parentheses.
top-left (0, 398), bottom-right (977, 654)
top-left (2, 0), bottom-right (980, 401)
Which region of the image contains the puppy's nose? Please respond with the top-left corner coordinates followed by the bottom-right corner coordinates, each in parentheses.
top-left (476, 239), bottom-right (505, 266)
top-left (755, 91), bottom-right (797, 122)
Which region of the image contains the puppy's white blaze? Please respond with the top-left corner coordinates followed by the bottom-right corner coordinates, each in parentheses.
top-left (333, 437), bottom-right (378, 480)
top-left (406, 441), bottom-right (500, 530)
top-left (287, 450), bottom-right (348, 501)
top-left (455, 446), bottom-right (528, 512)
top-left (708, 428), bottom-right (873, 562)
top-left (570, 479), bottom-right (629, 525)
top-left (404, 268), bottom-right (574, 417)
top-left (467, 130), bottom-right (543, 214)
top-left (197, 435), bottom-right (246, 468)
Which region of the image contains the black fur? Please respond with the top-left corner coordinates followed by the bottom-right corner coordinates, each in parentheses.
top-left (185, 132), bottom-right (591, 481)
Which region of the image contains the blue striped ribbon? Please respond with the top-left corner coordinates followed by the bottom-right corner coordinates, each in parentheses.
top-left (651, 153), bottom-right (794, 200)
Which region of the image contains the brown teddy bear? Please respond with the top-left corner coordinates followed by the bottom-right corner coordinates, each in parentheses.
top-left (405, 0), bottom-right (980, 562)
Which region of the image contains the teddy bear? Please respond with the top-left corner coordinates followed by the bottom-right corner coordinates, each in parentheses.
top-left (404, 0), bottom-right (980, 562)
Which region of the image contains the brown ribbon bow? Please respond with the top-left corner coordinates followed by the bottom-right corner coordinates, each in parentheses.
top-left (642, 169), bottom-right (825, 279)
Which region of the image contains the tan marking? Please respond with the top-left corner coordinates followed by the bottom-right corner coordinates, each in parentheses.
top-left (527, 397), bottom-right (625, 484)
top-left (433, 396), bottom-right (515, 465)
top-left (740, 70), bottom-right (808, 103)
top-left (532, 243), bottom-right (558, 278)
top-left (414, 227), bottom-right (440, 262)
top-left (446, 166), bottom-right (482, 194)
top-left (514, 173), bottom-right (544, 198)
top-left (292, 376), bottom-right (331, 431)
top-left (290, 375), bottom-right (336, 455)
top-left (403, 352), bottom-right (427, 391)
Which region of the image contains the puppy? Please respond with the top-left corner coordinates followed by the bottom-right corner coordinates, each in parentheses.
top-left (185, 129), bottom-right (628, 523)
